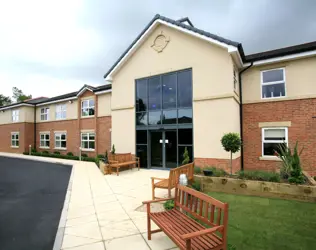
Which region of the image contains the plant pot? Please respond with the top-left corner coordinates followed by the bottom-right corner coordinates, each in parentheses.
top-left (203, 169), bottom-right (213, 176)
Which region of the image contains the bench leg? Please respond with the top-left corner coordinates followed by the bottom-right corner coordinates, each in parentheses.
top-left (168, 188), bottom-right (171, 198)
top-left (117, 167), bottom-right (119, 176)
top-left (151, 179), bottom-right (155, 200)
top-left (146, 204), bottom-right (151, 240)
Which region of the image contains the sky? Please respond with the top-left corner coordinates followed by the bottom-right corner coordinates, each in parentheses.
top-left (0, 0), bottom-right (315, 99)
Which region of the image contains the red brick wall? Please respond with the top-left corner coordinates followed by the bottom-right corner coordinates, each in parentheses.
top-left (0, 122), bottom-right (34, 153)
top-left (243, 98), bottom-right (316, 176)
top-left (97, 116), bottom-right (112, 155)
top-left (195, 157), bottom-right (241, 174)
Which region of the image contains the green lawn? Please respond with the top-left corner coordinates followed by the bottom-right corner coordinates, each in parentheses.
top-left (207, 192), bottom-right (316, 250)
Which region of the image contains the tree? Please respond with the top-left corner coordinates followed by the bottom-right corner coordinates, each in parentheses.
top-left (111, 144), bottom-right (116, 155)
top-left (12, 87), bottom-right (32, 102)
top-left (221, 133), bottom-right (241, 175)
top-left (0, 94), bottom-right (12, 107)
top-left (182, 147), bottom-right (190, 165)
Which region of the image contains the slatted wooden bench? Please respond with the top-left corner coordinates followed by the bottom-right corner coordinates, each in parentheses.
top-left (143, 184), bottom-right (229, 250)
top-left (151, 162), bottom-right (194, 199)
top-left (108, 153), bottom-right (140, 176)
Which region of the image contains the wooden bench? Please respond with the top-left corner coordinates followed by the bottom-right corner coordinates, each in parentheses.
top-left (143, 184), bottom-right (229, 250)
top-left (108, 153), bottom-right (140, 176)
top-left (151, 162), bottom-right (194, 199)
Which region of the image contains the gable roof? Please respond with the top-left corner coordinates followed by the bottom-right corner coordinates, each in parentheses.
top-left (103, 14), bottom-right (244, 79)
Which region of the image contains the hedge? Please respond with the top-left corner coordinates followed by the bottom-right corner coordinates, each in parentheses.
top-left (22, 151), bottom-right (98, 163)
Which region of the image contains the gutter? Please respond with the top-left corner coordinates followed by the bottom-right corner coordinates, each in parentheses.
top-left (238, 62), bottom-right (253, 171)
top-left (34, 105), bottom-right (36, 151)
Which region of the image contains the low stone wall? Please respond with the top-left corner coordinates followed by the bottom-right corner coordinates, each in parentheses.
top-left (195, 175), bottom-right (316, 202)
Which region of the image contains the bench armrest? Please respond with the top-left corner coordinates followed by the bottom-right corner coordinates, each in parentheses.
top-left (180, 226), bottom-right (224, 240)
top-left (142, 197), bottom-right (174, 204)
top-left (151, 177), bottom-right (168, 181)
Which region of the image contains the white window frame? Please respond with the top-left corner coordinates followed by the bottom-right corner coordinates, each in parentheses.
top-left (261, 68), bottom-right (286, 99)
top-left (54, 132), bottom-right (67, 150)
top-left (233, 67), bottom-right (238, 92)
top-left (81, 132), bottom-right (95, 151)
top-left (41, 107), bottom-right (50, 121)
top-left (12, 109), bottom-right (20, 122)
top-left (81, 99), bottom-right (95, 117)
top-left (262, 127), bottom-right (288, 157)
top-left (11, 132), bottom-right (19, 148)
top-left (40, 132), bottom-right (50, 149)
top-left (55, 104), bottom-right (66, 120)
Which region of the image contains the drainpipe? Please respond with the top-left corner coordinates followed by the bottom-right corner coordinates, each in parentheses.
top-left (239, 62), bottom-right (253, 171)
top-left (34, 104), bottom-right (36, 151)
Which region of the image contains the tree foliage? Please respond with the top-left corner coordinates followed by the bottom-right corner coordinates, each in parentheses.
top-left (221, 133), bottom-right (241, 175)
top-left (12, 87), bottom-right (32, 102)
top-left (0, 94), bottom-right (12, 107)
top-left (182, 147), bottom-right (190, 165)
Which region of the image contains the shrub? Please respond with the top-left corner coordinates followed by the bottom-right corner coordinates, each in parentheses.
top-left (221, 133), bottom-right (241, 175)
top-left (42, 151), bottom-right (49, 155)
top-left (53, 151), bottom-right (61, 155)
top-left (190, 179), bottom-right (201, 191)
top-left (67, 152), bottom-right (74, 156)
top-left (31, 148), bottom-right (37, 153)
top-left (111, 144), bottom-right (116, 154)
top-left (81, 153), bottom-right (88, 158)
top-left (204, 166), bottom-right (227, 177)
top-left (163, 200), bottom-right (174, 211)
top-left (23, 152), bottom-right (29, 155)
top-left (97, 154), bottom-right (104, 158)
top-left (82, 157), bottom-right (97, 162)
top-left (194, 166), bottom-right (202, 174)
top-left (182, 147), bottom-right (190, 165)
top-left (237, 170), bottom-right (280, 182)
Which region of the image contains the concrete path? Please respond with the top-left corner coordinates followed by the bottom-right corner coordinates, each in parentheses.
top-left (0, 153), bottom-right (178, 250)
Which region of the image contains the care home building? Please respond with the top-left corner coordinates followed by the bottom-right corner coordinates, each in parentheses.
top-left (1, 15), bottom-right (316, 175)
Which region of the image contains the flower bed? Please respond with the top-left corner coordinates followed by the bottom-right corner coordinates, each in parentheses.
top-left (194, 175), bottom-right (316, 202)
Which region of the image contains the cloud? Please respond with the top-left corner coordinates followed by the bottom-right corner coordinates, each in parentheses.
top-left (0, 0), bottom-right (315, 98)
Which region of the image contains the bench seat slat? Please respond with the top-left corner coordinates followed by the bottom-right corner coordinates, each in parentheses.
top-left (151, 209), bottom-right (222, 250)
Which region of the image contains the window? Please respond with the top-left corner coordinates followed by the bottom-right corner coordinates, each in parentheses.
top-left (56, 104), bottom-right (66, 120)
top-left (40, 133), bottom-right (50, 148)
top-left (55, 132), bottom-right (67, 149)
top-left (12, 110), bottom-right (19, 122)
top-left (81, 132), bottom-right (95, 150)
top-left (233, 68), bottom-right (238, 91)
top-left (261, 68), bottom-right (285, 99)
top-left (262, 127), bottom-right (288, 156)
top-left (11, 132), bottom-right (19, 147)
top-left (81, 99), bottom-right (95, 117)
top-left (41, 108), bottom-right (50, 121)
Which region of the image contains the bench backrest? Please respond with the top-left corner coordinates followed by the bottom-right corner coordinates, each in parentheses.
top-left (168, 162), bottom-right (194, 188)
top-left (109, 153), bottom-right (132, 163)
top-left (174, 184), bottom-right (228, 241)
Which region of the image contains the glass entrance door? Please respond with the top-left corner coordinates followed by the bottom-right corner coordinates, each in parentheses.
top-left (150, 130), bottom-right (177, 168)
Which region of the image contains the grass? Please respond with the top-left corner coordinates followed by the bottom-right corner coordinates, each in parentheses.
top-left (207, 192), bottom-right (316, 250)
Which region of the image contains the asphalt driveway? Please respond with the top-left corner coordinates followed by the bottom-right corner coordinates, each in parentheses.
top-left (0, 156), bottom-right (72, 250)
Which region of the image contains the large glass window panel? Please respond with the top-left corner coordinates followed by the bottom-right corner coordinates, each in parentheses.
top-left (149, 111), bottom-right (161, 125)
top-left (136, 130), bottom-right (147, 144)
top-left (136, 79), bottom-right (148, 112)
top-left (178, 146), bottom-right (193, 165)
top-left (262, 69), bottom-right (284, 83)
top-left (162, 73), bottom-right (176, 109)
top-left (178, 129), bottom-right (193, 145)
top-left (162, 110), bottom-right (177, 124)
top-left (136, 145), bottom-right (148, 168)
top-left (177, 70), bottom-right (192, 108)
top-left (178, 109), bottom-right (193, 124)
top-left (148, 77), bottom-right (161, 110)
top-left (136, 112), bottom-right (148, 126)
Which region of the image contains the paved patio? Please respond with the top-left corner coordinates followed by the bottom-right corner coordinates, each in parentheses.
top-left (0, 153), bottom-right (178, 250)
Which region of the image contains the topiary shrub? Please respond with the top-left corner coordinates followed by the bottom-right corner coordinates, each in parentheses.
top-left (182, 147), bottom-right (190, 165)
top-left (221, 133), bottom-right (241, 175)
top-left (67, 152), bottom-right (74, 156)
top-left (111, 144), bottom-right (116, 155)
top-left (163, 200), bottom-right (174, 211)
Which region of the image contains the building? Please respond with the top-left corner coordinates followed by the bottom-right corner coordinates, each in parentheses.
top-left (1, 14), bottom-right (316, 175)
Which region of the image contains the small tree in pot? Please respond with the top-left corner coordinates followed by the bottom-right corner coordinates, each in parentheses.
top-left (221, 133), bottom-right (241, 176)
top-left (182, 147), bottom-right (190, 165)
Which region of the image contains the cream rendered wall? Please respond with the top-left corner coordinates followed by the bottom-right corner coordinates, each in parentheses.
top-left (36, 100), bottom-right (78, 122)
top-left (0, 106), bottom-right (34, 125)
top-left (111, 23), bottom-right (238, 157)
top-left (242, 56), bottom-right (316, 103)
top-left (97, 93), bottom-right (111, 117)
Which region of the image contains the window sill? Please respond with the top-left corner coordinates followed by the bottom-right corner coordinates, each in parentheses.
top-left (81, 149), bottom-right (95, 152)
top-left (261, 96), bottom-right (286, 100)
top-left (81, 115), bottom-right (95, 119)
top-left (40, 147), bottom-right (50, 149)
top-left (259, 156), bottom-right (281, 161)
top-left (54, 148), bottom-right (67, 151)
top-left (11, 146), bottom-right (19, 148)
